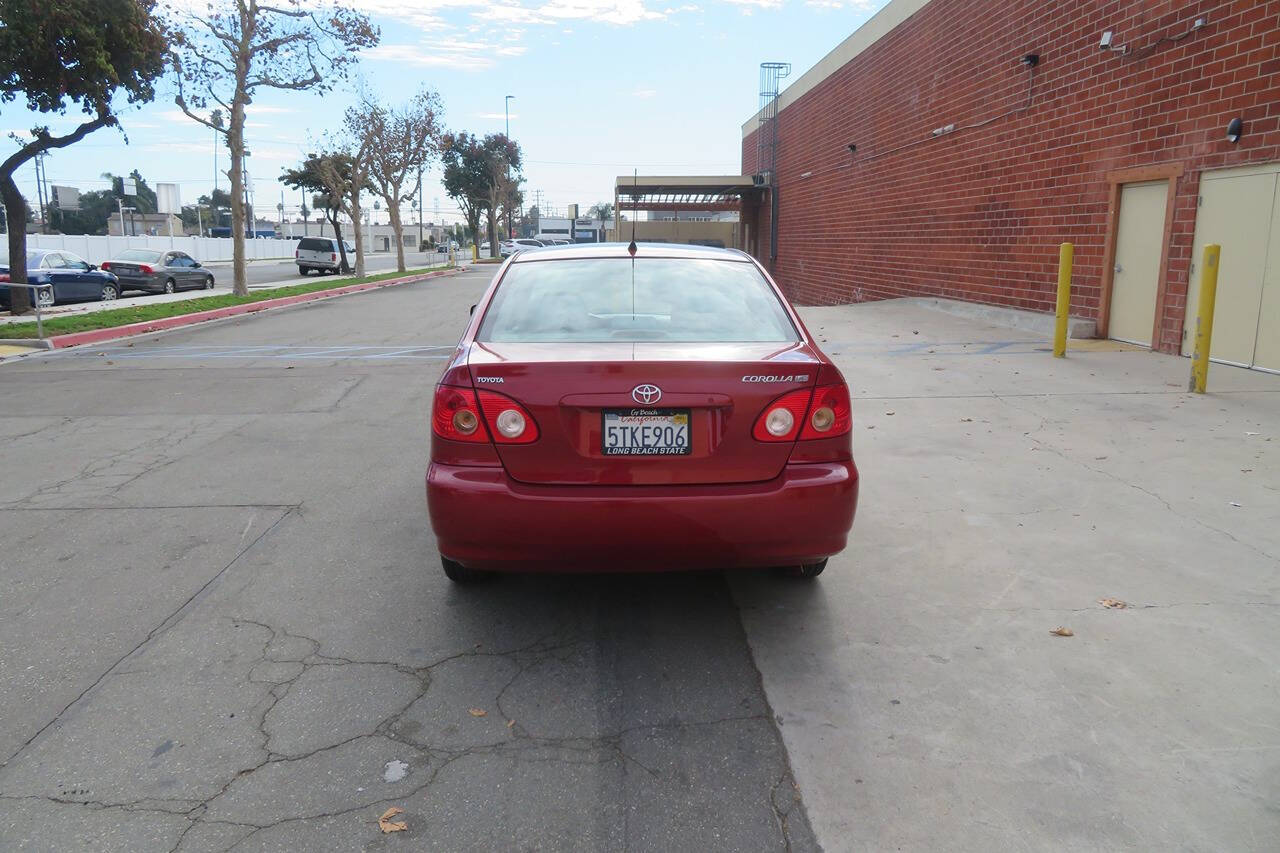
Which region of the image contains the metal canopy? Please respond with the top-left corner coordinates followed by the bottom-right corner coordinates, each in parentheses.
top-left (614, 175), bottom-right (759, 212)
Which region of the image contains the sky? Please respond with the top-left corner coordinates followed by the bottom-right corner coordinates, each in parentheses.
top-left (7, 0), bottom-right (887, 229)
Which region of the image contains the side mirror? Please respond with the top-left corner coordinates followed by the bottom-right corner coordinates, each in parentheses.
top-left (87, 264), bottom-right (97, 271)
top-left (192, 261), bottom-right (201, 268)
top-left (469, 304), bottom-right (477, 316)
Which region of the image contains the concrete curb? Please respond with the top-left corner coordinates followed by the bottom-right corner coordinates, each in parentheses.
top-left (42, 268), bottom-right (461, 350)
top-left (0, 338), bottom-right (53, 349)
top-left (905, 296), bottom-right (1098, 339)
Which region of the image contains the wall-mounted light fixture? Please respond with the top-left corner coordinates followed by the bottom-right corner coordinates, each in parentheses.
top-left (1021, 53), bottom-right (1040, 67)
top-left (1226, 117), bottom-right (1244, 144)
top-left (847, 143), bottom-right (857, 154)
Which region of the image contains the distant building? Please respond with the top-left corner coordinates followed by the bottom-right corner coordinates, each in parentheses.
top-left (536, 217), bottom-right (605, 243)
top-left (108, 212), bottom-right (183, 236)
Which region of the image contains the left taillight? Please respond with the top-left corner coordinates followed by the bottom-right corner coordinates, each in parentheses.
top-left (432, 385), bottom-right (487, 443)
top-left (475, 389), bottom-right (539, 444)
top-left (138, 264), bottom-right (155, 274)
top-left (100, 262), bottom-right (112, 270)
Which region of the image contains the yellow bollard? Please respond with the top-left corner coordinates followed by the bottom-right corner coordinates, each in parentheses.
top-left (1189, 244), bottom-right (1221, 393)
top-left (1053, 242), bottom-right (1073, 358)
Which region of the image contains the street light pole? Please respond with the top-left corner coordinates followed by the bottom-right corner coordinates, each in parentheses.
top-left (504, 94), bottom-right (514, 239)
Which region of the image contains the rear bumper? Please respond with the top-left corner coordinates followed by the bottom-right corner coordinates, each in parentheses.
top-left (427, 460), bottom-right (858, 571)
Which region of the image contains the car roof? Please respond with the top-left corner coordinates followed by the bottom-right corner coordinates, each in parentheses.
top-left (509, 242), bottom-right (751, 263)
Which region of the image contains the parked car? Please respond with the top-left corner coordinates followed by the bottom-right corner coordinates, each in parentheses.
top-left (499, 238), bottom-right (545, 257)
top-left (0, 248), bottom-right (121, 307)
top-left (435, 244), bottom-right (450, 254)
top-left (100, 249), bottom-right (214, 294)
top-left (295, 237), bottom-right (355, 275)
top-left (426, 243), bottom-right (858, 582)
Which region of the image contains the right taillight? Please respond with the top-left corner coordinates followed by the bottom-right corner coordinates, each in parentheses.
top-left (753, 384), bottom-right (852, 442)
top-left (432, 385), bottom-right (487, 443)
top-left (799, 384), bottom-right (852, 439)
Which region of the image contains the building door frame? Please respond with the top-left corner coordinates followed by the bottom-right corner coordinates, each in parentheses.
top-left (1098, 163), bottom-right (1183, 347)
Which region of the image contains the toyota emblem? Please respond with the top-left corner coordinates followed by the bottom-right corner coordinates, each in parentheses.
top-left (631, 384), bottom-right (662, 405)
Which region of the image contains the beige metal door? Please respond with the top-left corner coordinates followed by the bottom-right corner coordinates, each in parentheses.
top-left (1183, 166), bottom-right (1278, 367)
top-left (1110, 181), bottom-right (1168, 346)
top-left (1255, 197), bottom-right (1280, 371)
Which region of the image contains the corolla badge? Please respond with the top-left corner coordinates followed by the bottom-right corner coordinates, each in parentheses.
top-left (631, 384), bottom-right (662, 405)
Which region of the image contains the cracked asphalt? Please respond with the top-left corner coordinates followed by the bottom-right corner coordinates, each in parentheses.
top-left (0, 267), bottom-right (815, 852)
top-left (3, 266), bottom-right (1279, 851)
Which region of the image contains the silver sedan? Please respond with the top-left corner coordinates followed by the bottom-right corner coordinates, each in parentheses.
top-left (101, 249), bottom-right (215, 295)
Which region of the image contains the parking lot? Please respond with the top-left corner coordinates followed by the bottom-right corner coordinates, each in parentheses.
top-left (1, 266), bottom-right (1276, 851)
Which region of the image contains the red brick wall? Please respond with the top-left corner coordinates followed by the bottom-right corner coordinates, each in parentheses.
top-left (742, 0), bottom-right (1280, 352)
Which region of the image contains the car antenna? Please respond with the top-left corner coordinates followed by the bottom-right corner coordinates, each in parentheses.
top-left (627, 170), bottom-right (637, 257)
top-left (628, 169), bottom-right (638, 320)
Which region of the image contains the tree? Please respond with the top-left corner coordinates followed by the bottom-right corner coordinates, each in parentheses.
top-left (168, 0), bottom-right (378, 295)
top-left (0, 0), bottom-right (167, 313)
top-left (280, 153), bottom-right (357, 272)
top-left (319, 129), bottom-right (376, 277)
top-left (479, 134), bottom-right (522, 259)
top-left (355, 88), bottom-right (444, 273)
top-left (441, 132), bottom-right (489, 261)
top-left (588, 202), bottom-right (614, 223)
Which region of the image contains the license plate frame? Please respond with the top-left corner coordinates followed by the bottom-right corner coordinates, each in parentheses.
top-left (601, 408), bottom-right (692, 456)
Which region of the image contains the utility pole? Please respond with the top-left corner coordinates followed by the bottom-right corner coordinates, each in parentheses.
top-left (33, 153), bottom-right (49, 234)
top-left (417, 166), bottom-right (423, 250)
top-left (301, 189), bottom-right (308, 236)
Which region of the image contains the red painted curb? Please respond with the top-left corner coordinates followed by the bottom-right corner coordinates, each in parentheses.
top-left (47, 268), bottom-right (461, 349)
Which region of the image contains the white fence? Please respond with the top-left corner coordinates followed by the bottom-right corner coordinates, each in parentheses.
top-left (26, 234), bottom-right (299, 264)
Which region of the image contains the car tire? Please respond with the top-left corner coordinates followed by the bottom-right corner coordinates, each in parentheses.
top-left (100, 282), bottom-right (119, 301)
top-left (163, 278), bottom-right (176, 294)
top-left (205, 275), bottom-right (215, 289)
top-left (298, 267), bottom-right (309, 276)
top-left (777, 558), bottom-right (827, 579)
top-left (441, 557), bottom-right (487, 584)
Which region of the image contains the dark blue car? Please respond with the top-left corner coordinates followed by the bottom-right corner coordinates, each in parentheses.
top-left (0, 248), bottom-right (121, 308)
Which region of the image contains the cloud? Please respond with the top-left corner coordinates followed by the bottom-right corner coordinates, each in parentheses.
top-left (632, 88), bottom-right (657, 98)
top-left (366, 40), bottom-right (526, 71)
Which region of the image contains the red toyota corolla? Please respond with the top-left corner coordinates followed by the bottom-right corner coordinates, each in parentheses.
top-left (426, 243), bottom-right (858, 582)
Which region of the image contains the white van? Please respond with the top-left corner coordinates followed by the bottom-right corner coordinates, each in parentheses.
top-left (295, 237), bottom-right (356, 275)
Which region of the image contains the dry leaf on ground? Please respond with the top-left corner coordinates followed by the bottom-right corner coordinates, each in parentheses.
top-left (1050, 627), bottom-right (1074, 637)
top-left (468, 708), bottom-right (487, 717)
top-left (378, 807), bottom-right (407, 833)
top-left (1098, 598), bottom-right (1128, 609)
top-left (506, 719), bottom-right (516, 728)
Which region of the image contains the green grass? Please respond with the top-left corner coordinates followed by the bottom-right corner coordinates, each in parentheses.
top-left (0, 266), bottom-right (448, 339)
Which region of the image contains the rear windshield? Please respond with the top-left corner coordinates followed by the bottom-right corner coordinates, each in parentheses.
top-left (478, 257), bottom-right (799, 343)
top-left (298, 238), bottom-right (331, 251)
top-left (117, 249), bottom-right (162, 262)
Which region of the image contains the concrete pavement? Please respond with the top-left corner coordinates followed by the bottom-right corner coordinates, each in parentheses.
top-left (0, 269), bottom-right (1277, 851)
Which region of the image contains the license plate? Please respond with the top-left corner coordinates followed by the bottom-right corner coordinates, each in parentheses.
top-left (601, 408), bottom-right (691, 456)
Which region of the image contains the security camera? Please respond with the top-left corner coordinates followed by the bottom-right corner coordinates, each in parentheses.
top-left (1099, 31), bottom-right (1114, 50)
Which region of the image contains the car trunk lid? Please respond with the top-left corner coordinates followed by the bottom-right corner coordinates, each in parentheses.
top-left (467, 341), bottom-right (821, 485)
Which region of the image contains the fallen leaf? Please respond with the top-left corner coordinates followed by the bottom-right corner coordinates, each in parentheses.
top-left (378, 807), bottom-right (407, 833)
top-left (1245, 431), bottom-right (1260, 436)
top-left (1050, 627), bottom-right (1074, 637)
top-left (1229, 501), bottom-right (1242, 507)
top-left (1098, 598), bottom-right (1128, 609)
top-left (960, 417), bottom-right (973, 422)
top-left (506, 719), bottom-right (516, 728)
top-left (885, 411), bottom-right (895, 416)
top-left (468, 708), bottom-right (487, 717)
